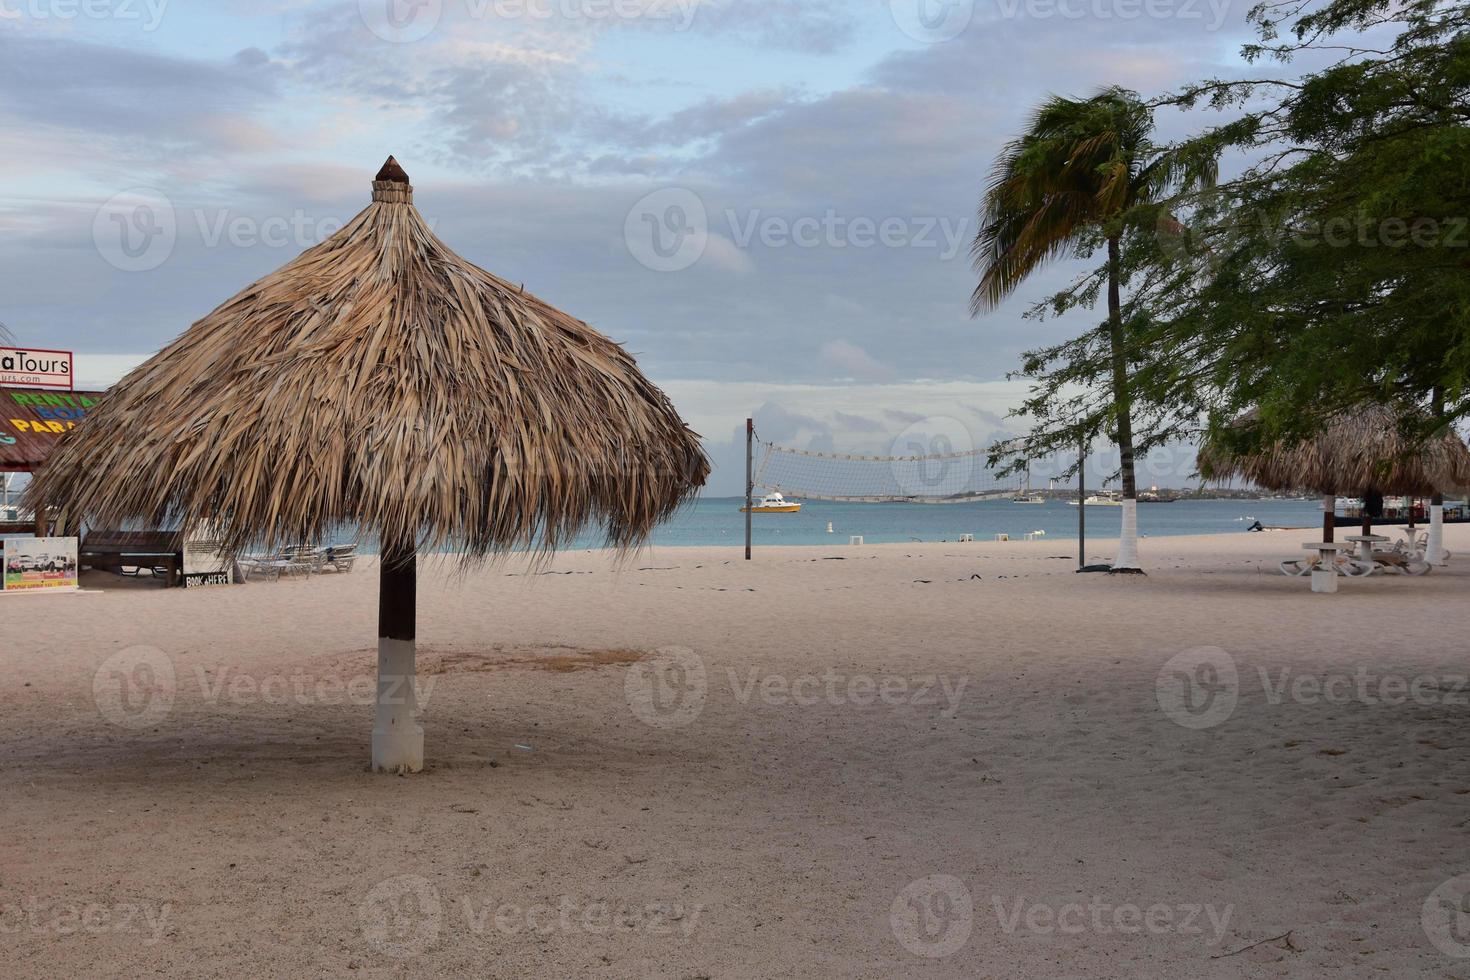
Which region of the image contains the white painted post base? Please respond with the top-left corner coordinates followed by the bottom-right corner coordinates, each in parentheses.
top-left (1311, 568), bottom-right (1338, 594)
top-left (1111, 498), bottom-right (1142, 571)
top-left (372, 637), bottom-right (423, 773)
top-left (1428, 504), bottom-right (1447, 566)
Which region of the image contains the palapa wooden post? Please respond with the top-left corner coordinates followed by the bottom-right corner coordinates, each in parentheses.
top-left (374, 538), bottom-right (422, 772)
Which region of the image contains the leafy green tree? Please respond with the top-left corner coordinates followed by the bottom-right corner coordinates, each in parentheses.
top-left (1153, 0), bottom-right (1470, 447)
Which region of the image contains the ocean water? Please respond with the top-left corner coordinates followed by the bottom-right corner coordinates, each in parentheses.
top-left (69, 497), bottom-right (1326, 554)
top-left (606, 496), bottom-right (1328, 549)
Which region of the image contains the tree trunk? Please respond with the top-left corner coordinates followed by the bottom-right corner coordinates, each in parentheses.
top-left (1105, 234), bottom-right (1142, 573)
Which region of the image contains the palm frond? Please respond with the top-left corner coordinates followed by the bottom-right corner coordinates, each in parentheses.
top-left (971, 86), bottom-right (1189, 314)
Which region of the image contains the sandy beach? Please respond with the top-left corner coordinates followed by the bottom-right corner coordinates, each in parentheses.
top-left (4, 527), bottom-right (1470, 978)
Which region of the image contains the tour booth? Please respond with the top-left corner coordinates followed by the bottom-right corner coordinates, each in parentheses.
top-left (1, 385), bottom-right (105, 593)
top-left (1, 383), bottom-right (239, 591)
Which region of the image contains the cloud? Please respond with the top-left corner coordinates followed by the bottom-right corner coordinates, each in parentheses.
top-left (265, 1), bottom-right (860, 174)
top-left (819, 339), bottom-right (890, 381)
top-left (680, 0), bottom-right (860, 53)
top-left (960, 402), bottom-right (1010, 430)
top-left (699, 233), bottom-right (758, 275)
top-left (0, 34), bottom-right (279, 164)
top-left (833, 411), bottom-right (885, 433)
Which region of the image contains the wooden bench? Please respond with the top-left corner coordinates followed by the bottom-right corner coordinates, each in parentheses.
top-left (79, 530), bottom-right (183, 587)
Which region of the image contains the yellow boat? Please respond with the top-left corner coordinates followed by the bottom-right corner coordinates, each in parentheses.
top-left (741, 491), bottom-right (802, 513)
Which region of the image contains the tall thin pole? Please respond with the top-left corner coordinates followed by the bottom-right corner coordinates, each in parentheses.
top-left (1078, 440), bottom-right (1086, 571)
top-left (1429, 385), bottom-right (1447, 564)
top-left (744, 418), bottom-right (754, 561)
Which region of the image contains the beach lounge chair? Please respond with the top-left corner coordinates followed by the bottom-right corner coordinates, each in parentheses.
top-left (1366, 549), bottom-right (1432, 576)
top-left (283, 545), bottom-right (326, 577)
top-left (239, 553), bottom-right (292, 582)
top-left (1279, 550), bottom-right (1373, 578)
top-left (323, 544), bottom-right (358, 573)
top-left (1389, 531), bottom-right (1451, 563)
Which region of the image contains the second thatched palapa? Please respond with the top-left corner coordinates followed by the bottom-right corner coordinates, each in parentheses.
top-left (28, 158), bottom-right (709, 772)
top-left (1197, 403), bottom-right (1470, 542)
top-left (1197, 404), bottom-right (1470, 495)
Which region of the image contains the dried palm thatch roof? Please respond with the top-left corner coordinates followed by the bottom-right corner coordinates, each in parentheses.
top-left (28, 158), bottom-right (708, 558)
top-left (1197, 403), bottom-right (1470, 496)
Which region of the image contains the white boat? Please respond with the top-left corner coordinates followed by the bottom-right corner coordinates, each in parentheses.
top-left (741, 491), bottom-right (802, 514)
top-left (1012, 465), bottom-right (1046, 504)
top-left (1069, 493), bottom-right (1124, 507)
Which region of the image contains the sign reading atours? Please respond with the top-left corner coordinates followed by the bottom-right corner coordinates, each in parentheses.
top-left (0, 348), bottom-right (74, 390)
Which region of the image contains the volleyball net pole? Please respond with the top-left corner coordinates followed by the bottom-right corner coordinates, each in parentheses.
top-left (1078, 438), bottom-right (1086, 571)
top-left (745, 418), bottom-right (754, 561)
top-left (1077, 438), bottom-right (1112, 573)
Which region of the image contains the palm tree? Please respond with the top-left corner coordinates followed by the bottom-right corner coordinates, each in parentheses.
top-left (971, 87), bottom-right (1215, 573)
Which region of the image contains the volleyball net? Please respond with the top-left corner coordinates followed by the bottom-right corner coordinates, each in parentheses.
top-left (752, 439), bottom-right (1022, 503)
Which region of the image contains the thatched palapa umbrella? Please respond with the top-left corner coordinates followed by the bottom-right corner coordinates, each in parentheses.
top-left (29, 158), bottom-right (709, 772)
top-left (1197, 404), bottom-right (1470, 544)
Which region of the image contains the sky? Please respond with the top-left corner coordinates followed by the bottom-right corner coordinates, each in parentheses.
top-left (1, 0), bottom-right (1262, 493)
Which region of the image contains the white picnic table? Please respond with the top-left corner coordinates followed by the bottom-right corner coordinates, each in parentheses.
top-left (1345, 534), bottom-right (1390, 563)
top-left (1303, 541), bottom-right (1350, 593)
